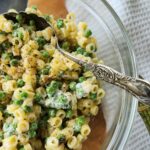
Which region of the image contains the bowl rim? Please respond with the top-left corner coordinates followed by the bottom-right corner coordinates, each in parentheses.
top-left (101, 0), bottom-right (138, 149)
top-left (71, 0), bottom-right (138, 149)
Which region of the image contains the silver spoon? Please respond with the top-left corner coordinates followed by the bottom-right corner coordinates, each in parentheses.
top-left (3, 12), bottom-right (150, 105)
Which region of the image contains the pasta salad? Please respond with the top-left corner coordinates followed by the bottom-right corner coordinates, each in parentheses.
top-left (0, 7), bottom-right (105, 150)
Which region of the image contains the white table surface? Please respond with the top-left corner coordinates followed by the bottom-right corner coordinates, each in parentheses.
top-left (108, 0), bottom-right (150, 149)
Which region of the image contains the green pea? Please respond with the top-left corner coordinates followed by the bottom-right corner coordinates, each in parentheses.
top-left (22, 105), bottom-right (32, 113)
top-left (36, 36), bottom-right (47, 49)
top-left (84, 29), bottom-right (92, 37)
top-left (79, 77), bottom-right (86, 82)
top-left (57, 19), bottom-right (64, 29)
top-left (76, 116), bottom-right (85, 126)
top-left (0, 91), bottom-right (6, 100)
top-left (34, 93), bottom-right (42, 103)
top-left (17, 79), bottom-right (25, 87)
top-left (41, 67), bottom-right (50, 75)
top-left (62, 41), bottom-right (70, 51)
top-left (46, 86), bottom-right (56, 96)
top-left (28, 130), bottom-right (36, 138)
top-left (41, 50), bottom-right (49, 58)
top-left (13, 99), bottom-right (23, 105)
top-left (48, 109), bottom-right (56, 117)
top-left (51, 81), bottom-right (62, 88)
top-left (46, 81), bottom-right (61, 96)
top-left (66, 109), bottom-right (73, 118)
top-left (89, 92), bottom-right (97, 100)
top-left (10, 59), bottom-right (19, 66)
top-left (30, 122), bottom-right (38, 130)
top-left (69, 82), bottom-right (76, 91)
top-left (76, 47), bottom-right (85, 55)
top-left (18, 31), bottom-right (23, 40)
top-left (20, 91), bottom-right (28, 99)
top-left (74, 116), bottom-right (85, 132)
top-left (16, 14), bottom-right (23, 23)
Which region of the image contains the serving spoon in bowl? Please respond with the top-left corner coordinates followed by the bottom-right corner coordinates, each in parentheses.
top-left (3, 11), bottom-right (150, 105)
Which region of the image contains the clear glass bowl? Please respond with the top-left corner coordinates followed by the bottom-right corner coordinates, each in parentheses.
top-left (66, 0), bottom-right (138, 149)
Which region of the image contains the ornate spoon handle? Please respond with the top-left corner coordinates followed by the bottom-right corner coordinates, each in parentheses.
top-left (58, 48), bottom-right (150, 105)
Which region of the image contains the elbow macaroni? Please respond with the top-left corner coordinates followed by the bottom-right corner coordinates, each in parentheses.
top-left (0, 7), bottom-right (105, 150)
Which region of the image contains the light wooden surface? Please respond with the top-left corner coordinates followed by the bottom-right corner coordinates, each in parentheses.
top-left (28, 1), bottom-right (106, 149)
top-left (28, 0), bottom-right (68, 18)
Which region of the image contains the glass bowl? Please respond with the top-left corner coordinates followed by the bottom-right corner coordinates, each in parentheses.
top-left (66, 0), bottom-right (138, 149)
